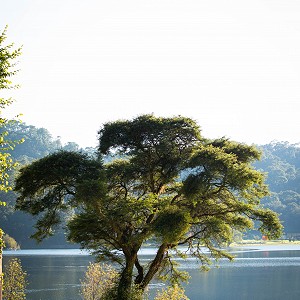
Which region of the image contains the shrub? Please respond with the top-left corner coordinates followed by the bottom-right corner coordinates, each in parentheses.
top-left (3, 258), bottom-right (27, 300)
top-left (81, 262), bottom-right (149, 300)
top-left (80, 262), bottom-right (118, 300)
top-left (154, 284), bottom-right (189, 300)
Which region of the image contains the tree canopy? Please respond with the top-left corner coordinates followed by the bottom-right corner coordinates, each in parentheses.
top-left (15, 115), bottom-right (282, 299)
top-left (0, 25), bottom-right (22, 196)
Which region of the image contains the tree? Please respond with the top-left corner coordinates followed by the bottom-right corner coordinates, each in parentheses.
top-left (0, 24), bottom-right (22, 197)
top-left (15, 115), bottom-right (283, 299)
top-left (0, 25), bottom-right (22, 300)
top-left (3, 258), bottom-right (27, 300)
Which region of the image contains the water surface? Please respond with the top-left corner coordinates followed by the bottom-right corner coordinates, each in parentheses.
top-left (3, 245), bottom-right (300, 300)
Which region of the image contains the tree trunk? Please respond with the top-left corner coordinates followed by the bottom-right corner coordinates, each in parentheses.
top-left (140, 243), bottom-right (168, 290)
top-left (117, 253), bottom-right (136, 300)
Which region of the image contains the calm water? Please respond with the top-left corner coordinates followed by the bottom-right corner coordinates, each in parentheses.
top-left (3, 245), bottom-right (300, 300)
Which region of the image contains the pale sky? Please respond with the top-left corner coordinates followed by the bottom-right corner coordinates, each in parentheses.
top-left (1, 0), bottom-right (300, 147)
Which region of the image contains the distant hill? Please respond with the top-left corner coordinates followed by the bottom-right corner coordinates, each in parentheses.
top-left (254, 142), bottom-right (300, 235)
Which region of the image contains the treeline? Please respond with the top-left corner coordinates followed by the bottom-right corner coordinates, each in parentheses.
top-left (0, 122), bottom-right (299, 248)
top-left (255, 142), bottom-right (300, 235)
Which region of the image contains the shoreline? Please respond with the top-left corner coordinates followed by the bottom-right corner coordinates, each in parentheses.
top-left (229, 240), bottom-right (300, 252)
top-left (4, 241), bottom-right (300, 256)
top-left (231, 239), bottom-right (300, 247)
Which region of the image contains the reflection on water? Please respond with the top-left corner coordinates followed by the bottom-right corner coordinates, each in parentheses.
top-left (186, 265), bottom-right (300, 300)
top-left (177, 256), bottom-right (300, 269)
top-left (3, 247), bottom-right (300, 300)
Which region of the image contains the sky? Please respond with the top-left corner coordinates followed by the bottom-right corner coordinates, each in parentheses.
top-left (1, 0), bottom-right (300, 148)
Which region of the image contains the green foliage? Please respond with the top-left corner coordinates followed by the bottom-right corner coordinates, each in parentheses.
top-left (0, 25), bottom-right (22, 194)
top-left (154, 285), bottom-right (189, 300)
top-left (153, 207), bottom-right (191, 244)
top-left (15, 151), bottom-right (102, 241)
top-left (81, 262), bottom-right (189, 300)
top-left (81, 262), bottom-right (119, 300)
top-left (0, 121), bottom-right (78, 218)
top-left (3, 258), bottom-right (27, 300)
top-left (0, 25), bottom-right (22, 98)
top-left (81, 263), bottom-right (147, 300)
top-left (15, 115), bottom-right (283, 299)
top-left (98, 115), bottom-right (201, 193)
top-left (100, 283), bottom-right (146, 300)
top-left (0, 25), bottom-right (22, 299)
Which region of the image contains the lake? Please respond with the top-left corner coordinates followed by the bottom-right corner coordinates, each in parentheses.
top-left (3, 244), bottom-right (300, 300)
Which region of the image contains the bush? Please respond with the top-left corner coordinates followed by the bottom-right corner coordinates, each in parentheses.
top-left (80, 263), bottom-right (149, 300)
top-left (3, 258), bottom-right (27, 300)
top-left (154, 285), bottom-right (189, 300)
top-left (80, 262), bottom-right (189, 300)
top-left (100, 284), bottom-right (146, 300)
top-left (80, 262), bottom-right (118, 300)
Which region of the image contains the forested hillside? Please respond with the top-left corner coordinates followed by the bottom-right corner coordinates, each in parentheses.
top-left (0, 122), bottom-right (299, 248)
top-left (255, 142), bottom-right (300, 235)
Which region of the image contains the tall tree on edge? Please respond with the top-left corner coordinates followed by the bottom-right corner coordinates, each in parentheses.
top-left (0, 26), bottom-right (22, 300)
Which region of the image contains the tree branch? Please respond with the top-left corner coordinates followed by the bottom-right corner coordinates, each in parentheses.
top-left (134, 256), bottom-right (144, 284)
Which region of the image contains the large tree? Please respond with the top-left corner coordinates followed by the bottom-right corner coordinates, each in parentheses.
top-left (0, 26), bottom-right (22, 300)
top-left (15, 115), bottom-right (282, 299)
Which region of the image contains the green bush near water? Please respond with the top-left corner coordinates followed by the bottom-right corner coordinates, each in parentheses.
top-left (3, 258), bottom-right (27, 300)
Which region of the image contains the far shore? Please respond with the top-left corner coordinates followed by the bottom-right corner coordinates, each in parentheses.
top-left (228, 239), bottom-right (300, 252)
top-left (4, 240), bottom-right (300, 256)
top-left (231, 239), bottom-right (300, 247)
